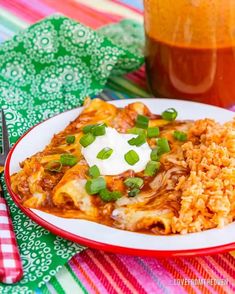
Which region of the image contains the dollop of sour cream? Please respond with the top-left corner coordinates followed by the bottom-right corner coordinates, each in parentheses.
top-left (81, 127), bottom-right (152, 175)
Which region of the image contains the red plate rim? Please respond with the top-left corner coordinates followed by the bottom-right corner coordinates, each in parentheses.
top-left (4, 105), bottom-right (235, 258)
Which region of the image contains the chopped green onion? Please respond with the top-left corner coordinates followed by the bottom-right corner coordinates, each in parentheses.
top-left (135, 114), bottom-right (149, 129)
top-left (161, 108), bottom-right (178, 121)
top-left (60, 154), bottom-right (78, 166)
top-left (173, 130), bottom-right (188, 142)
top-left (144, 161), bottom-right (161, 176)
top-left (79, 133), bottom-right (95, 147)
top-left (124, 177), bottom-right (143, 189)
top-left (97, 147), bottom-right (113, 160)
top-left (99, 189), bottom-right (122, 202)
top-left (127, 127), bottom-right (146, 136)
top-left (128, 134), bottom-right (146, 147)
top-left (157, 138), bottom-right (171, 155)
top-left (82, 124), bottom-right (96, 134)
top-left (150, 148), bottom-right (159, 161)
top-left (124, 150), bottom-right (139, 165)
top-left (88, 165), bottom-right (100, 178)
top-left (91, 124), bottom-right (106, 136)
top-left (85, 177), bottom-right (106, 195)
top-left (82, 123), bottom-right (107, 136)
top-left (45, 160), bottom-right (62, 172)
top-left (147, 127), bottom-right (160, 138)
top-left (128, 188), bottom-right (140, 197)
top-left (66, 135), bottom-right (75, 144)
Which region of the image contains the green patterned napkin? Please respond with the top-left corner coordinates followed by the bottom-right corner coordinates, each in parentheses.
top-left (0, 15), bottom-right (144, 293)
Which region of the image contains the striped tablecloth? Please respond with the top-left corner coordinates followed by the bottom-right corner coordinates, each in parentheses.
top-left (0, 1), bottom-right (235, 293)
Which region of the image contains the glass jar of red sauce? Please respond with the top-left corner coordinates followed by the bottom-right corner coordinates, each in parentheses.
top-left (144, 0), bottom-right (235, 108)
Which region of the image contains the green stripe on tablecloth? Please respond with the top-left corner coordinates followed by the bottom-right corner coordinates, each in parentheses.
top-left (65, 264), bottom-right (88, 294)
top-left (46, 265), bottom-right (87, 294)
top-left (99, 91), bottom-right (114, 101)
top-left (48, 276), bottom-right (65, 294)
top-left (107, 76), bottom-right (150, 97)
top-left (40, 285), bottom-right (51, 294)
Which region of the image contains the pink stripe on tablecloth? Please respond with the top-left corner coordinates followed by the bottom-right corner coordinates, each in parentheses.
top-left (181, 259), bottom-right (217, 294)
top-left (74, 249), bottom-right (235, 294)
top-left (141, 257), bottom-right (187, 294)
top-left (118, 255), bottom-right (169, 293)
top-left (83, 250), bottom-right (122, 294)
top-left (107, 254), bottom-right (147, 294)
top-left (202, 256), bottom-right (235, 292)
top-left (112, 0), bottom-right (143, 14)
top-left (102, 254), bottom-right (141, 294)
top-left (42, 0), bottom-right (123, 28)
top-left (81, 250), bottom-right (115, 294)
top-left (16, 0), bottom-right (56, 15)
top-left (69, 255), bottom-right (104, 294)
top-left (224, 252), bottom-right (235, 267)
top-left (126, 73), bottom-right (148, 90)
top-left (166, 259), bottom-right (198, 294)
top-left (0, 0), bottom-right (45, 23)
top-left (191, 257), bottom-right (228, 294)
top-left (213, 254), bottom-right (235, 279)
top-left (92, 250), bottom-right (134, 294)
top-left (126, 67), bottom-right (149, 90)
top-left (174, 258), bottom-right (215, 294)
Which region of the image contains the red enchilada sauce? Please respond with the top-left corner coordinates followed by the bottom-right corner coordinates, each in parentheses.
top-left (144, 0), bottom-right (235, 108)
top-left (145, 36), bottom-right (235, 108)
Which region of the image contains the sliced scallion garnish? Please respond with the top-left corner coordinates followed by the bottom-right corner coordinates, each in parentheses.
top-left (60, 154), bottom-right (78, 166)
top-left (91, 123), bottom-right (106, 136)
top-left (147, 127), bottom-right (160, 138)
top-left (127, 127), bottom-right (146, 136)
top-left (99, 189), bottom-right (122, 202)
top-left (79, 133), bottom-right (95, 147)
top-left (45, 160), bottom-right (62, 172)
top-left (157, 138), bottom-right (171, 155)
top-left (128, 188), bottom-right (140, 197)
top-left (161, 108), bottom-right (178, 121)
top-left (173, 130), bottom-right (187, 142)
top-left (124, 150), bottom-right (139, 165)
top-left (124, 177), bottom-right (143, 189)
top-left (82, 123), bottom-right (107, 136)
top-left (82, 124), bottom-right (96, 134)
top-left (135, 114), bottom-right (149, 129)
top-left (66, 135), bottom-right (75, 144)
top-left (144, 161), bottom-right (161, 176)
top-left (88, 165), bottom-right (100, 178)
top-left (150, 148), bottom-right (159, 161)
top-left (85, 177), bottom-right (106, 195)
top-left (97, 147), bottom-right (113, 160)
top-left (128, 134), bottom-right (146, 147)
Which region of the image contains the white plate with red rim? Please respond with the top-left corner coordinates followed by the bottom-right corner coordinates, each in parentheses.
top-left (5, 98), bottom-right (235, 257)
